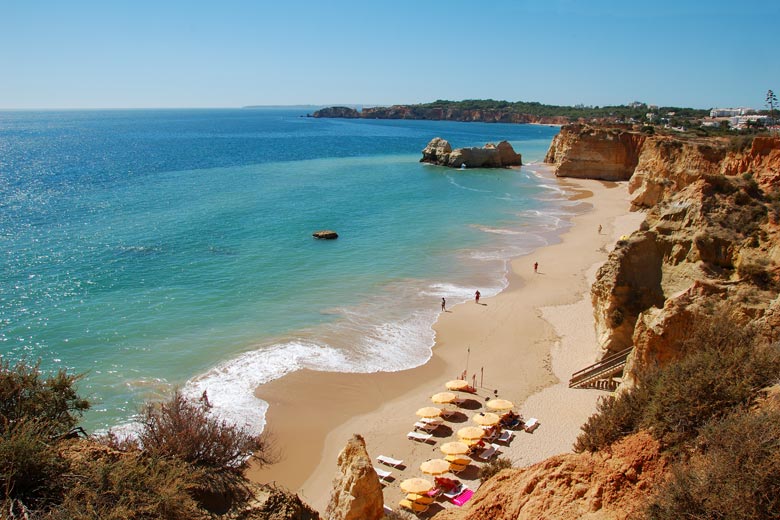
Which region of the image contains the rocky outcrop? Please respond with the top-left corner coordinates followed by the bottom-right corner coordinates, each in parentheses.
top-left (433, 432), bottom-right (667, 520)
top-left (235, 486), bottom-right (321, 520)
top-left (312, 105), bottom-right (568, 125)
top-left (544, 124), bottom-right (645, 180)
top-left (420, 138), bottom-right (522, 168)
top-left (312, 230), bottom-right (338, 239)
top-left (325, 434), bottom-right (383, 520)
top-left (310, 107), bottom-right (359, 119)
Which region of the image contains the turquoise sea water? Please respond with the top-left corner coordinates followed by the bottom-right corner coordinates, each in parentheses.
top-left (0, 109), bottom-right (569, 432)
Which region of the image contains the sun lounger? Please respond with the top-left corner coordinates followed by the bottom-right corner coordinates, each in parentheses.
top-left (384, 504), bottom-right (393, 515)
top-left (377, 455), bottom-right (404, 468)
top-left (425, 487), bottom-right (441, 498)
top-left (399, 499), bottom-right (430, 514)
top-left (442, 486), bottom-right (464, 500)
top-left (524, 417), bottom-right (539, 432)
top-left (477, 443), bottom-right (499, 461)
top-left (373, 467), bottom-right (392, 484)
top-left (496, 430), bottom-right (514, 443)
top-left (414, 420), bottom-right (441, 432)
top-left (451, 488), bottom-right (475, 507)
top-left (406, 493), bottom-right (435, 505)
top-left (407, 431), bottom-right (434, 443)
top-left (449, 462), bottom-right (468, 474)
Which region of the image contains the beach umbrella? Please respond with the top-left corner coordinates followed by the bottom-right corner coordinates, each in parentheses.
top-left (445, 379), bottom-right (470, 391)
top-left (472, 412), bottom-right (500, 427)
top-left (431, 391), bottom-right (457, 404)
top-left (457, 426), bottom-right (485, 441)
top-left (420, 459), bottom-right (450, 476)
top-left (416, 406), bottom-right (442, 419)
top-left (400, 477), bottom-right (434, 495)
top-left (445, 454), bottom-right (471, 465)
top-left (440, 441), bottom-right (470, 456)
top-left (486, 398), bottom-right (514, 411)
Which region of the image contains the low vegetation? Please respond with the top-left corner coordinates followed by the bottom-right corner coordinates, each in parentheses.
top-left (575, 309), bottom-right (780, 453)
top-left (478, 456), bottom-right (512, 483)
top-left (573, 307), bottom-right (780, 519)
top-left (0, 359), bottom-right (275, 519)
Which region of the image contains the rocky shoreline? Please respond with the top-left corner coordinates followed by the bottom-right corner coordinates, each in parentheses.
top-left (310, 105), bottom-right (567, 125)
top-left (420, 137), bottom-right (522, 168)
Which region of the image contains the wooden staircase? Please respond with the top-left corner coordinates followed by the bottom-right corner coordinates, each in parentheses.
top-left (568, 347), bottom-right (633, 391)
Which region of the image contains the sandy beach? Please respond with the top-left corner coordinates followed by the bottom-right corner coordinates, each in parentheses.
top-left (248, 170), bottom-right (644, 515)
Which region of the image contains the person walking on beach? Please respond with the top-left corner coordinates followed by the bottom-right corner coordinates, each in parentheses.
top-left (441, 297), bottom-right (446, 311)
top-left (534, 262), bottom-right (538, 273)
top-left (475, 290), bottom-right (481, 304)
top-left (598, 224), bottom-right (602, 234)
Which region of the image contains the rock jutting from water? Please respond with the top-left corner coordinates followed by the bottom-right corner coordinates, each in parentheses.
top-left (420, 137), bottom-right (522, 169)
top-left (312, 230), bottom-right (339, 239)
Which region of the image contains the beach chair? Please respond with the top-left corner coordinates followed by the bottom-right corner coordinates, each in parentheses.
top-left (373, 466), bottom-right (392, 485)
top-left (406, 493), bottom-right (435, 505)
top-left (524, 417), bottom-right (539, 432)
top-left (477, 443), bottom-right (499, 461)
top-left (407, 431), bottom-right (434, 443)
top-left (399, 499), bottom-right (430, 514)
top-left (496, 430), bottom-right (514, 443)
top-left (451, 488), bottom-right (475, 507)
top-left (442, 485), bottom-right (464, 500)
top-left (414, 420), bottom-right (441, 432)
top-left (449, 462), bottom-right (468, 474)
top-left (383, 504), bottom-right (394, 515)
top-left (377, 455), bottom-right (404, 468)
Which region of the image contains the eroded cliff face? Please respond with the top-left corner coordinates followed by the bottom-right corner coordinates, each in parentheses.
top-left (544, 124), bottom-right (646, 181)
top-left (325, 434), bottom-right (384, 520)
top-left (433, 432), bottom-right (666, 520)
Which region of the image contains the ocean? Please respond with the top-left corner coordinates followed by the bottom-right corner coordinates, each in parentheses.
top-left (0, 108), bottom-right (571, 433)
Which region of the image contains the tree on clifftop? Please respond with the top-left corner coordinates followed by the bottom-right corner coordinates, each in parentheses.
top-left (767, 89), bottom-right (778, 131)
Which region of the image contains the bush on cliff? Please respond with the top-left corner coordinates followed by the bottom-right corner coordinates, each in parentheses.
top-left (574, 308), bottom-right (780, 452)
top-left (644, 407), bottom-right (780, 520)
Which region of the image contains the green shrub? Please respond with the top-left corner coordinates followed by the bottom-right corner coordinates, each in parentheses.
top-left (136, 391), bottom-right (275, 506)
top-left (50, 452), bottom-right (204, 520)
top-left (478, 456), bottom-right (512, 483)
top-left (0, 418), bottom-right (69, 510)
top-left (574, 307), bottom-right (780, 452)
top-left (0, 358), bottom-right (89, 437)
top-left (574, 381), bottom-right (650, 453)
top-left (643, 408), bottom-right (780, 520)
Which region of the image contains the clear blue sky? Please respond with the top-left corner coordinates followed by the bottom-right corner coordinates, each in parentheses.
top-left (2, 0), bottom-right (778, 109)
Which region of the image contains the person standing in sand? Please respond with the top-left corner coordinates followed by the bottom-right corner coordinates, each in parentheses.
top-left (475, 290), bottom-right (481, 303)
top-left (598, 224), bottom-right (602, 234)
top-left (441, 297), bottom-right (446, 311)
top-left (534, 262), bottom-right (538, 273)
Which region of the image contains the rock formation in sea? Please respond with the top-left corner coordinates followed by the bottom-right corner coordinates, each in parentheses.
top-left (420, 137), bottom-right (522, 168)
top-left (312, 230), bottom-right (339, 239)
top-left (325, 434), bottom-right (384, 520)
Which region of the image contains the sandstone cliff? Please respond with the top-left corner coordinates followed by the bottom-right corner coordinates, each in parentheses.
top-left (433, 432), bottom-right (666, 520)
top-left (420, 137), bottom-right (522, 168)
top-left (325, 434), bottom-right (384, 520)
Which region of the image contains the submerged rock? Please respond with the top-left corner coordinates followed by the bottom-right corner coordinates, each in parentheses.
top-left (312, 230), bottom-right (339, 240)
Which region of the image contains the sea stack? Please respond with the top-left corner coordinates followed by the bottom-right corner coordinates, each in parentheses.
top-left (313, 230), bottom-right (339, 239)
top-left (420, 137), bottom-right (522, 168)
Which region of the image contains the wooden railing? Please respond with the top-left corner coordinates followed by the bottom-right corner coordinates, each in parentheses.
top-left (568, 347), bottom-right (633, 390)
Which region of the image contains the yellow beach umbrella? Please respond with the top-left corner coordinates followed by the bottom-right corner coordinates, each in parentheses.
top-left (445, 379), bottom-right (470, 391)
top-left (445, 454), bottom-right (471, 465)
top-left (486, 398), bottom-right (514, 411)
top-left (431, 391), bottom-right (457, 404)
top-left (440, 441), bottom-right (470, 456)
top-left (416, 406), bottom-right (442, 419)
top-left (457, 426), bottom-right (485, 441)
top-left (420, 459), bottom-right (450, 476)
top-left (400, 477), bottom-right (434, 495)
top-left (472, 412), bottom-right (500, 426)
